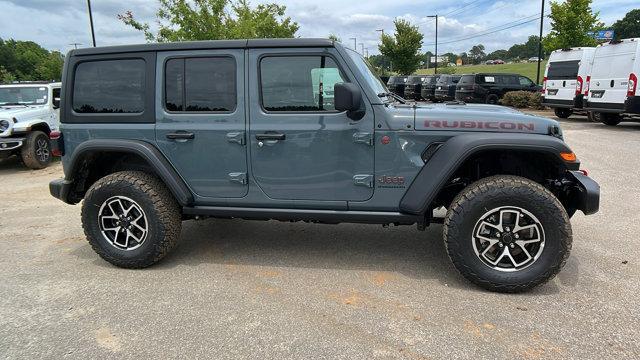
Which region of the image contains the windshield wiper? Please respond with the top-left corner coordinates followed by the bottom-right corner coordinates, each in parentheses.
top-left (377, 92), bottom-right (407, 104)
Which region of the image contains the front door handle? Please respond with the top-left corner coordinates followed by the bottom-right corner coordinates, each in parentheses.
top-left (255, 133), bottom-right (286, 141)
top-left (166, 131), bottom-right (195, 140)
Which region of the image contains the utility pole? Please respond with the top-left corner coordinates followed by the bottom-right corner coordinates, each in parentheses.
top-left (69, 43), bottom-right (82, 49)
top-left (427, 15), bottom-right (438, 74)
top-left (359, 43), bottom-right (365, 55)
top-left (536, 0), bottom-right (545, 84)
top-left (349, 37), bottom-right (357, 51)
top-left (87, 0), bottom-right (96, 47)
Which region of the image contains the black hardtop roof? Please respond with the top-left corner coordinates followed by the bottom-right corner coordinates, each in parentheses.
top-left (70, 38), bottom-right (335, 56)
top-left (469, 73), bottom-right (521, 77)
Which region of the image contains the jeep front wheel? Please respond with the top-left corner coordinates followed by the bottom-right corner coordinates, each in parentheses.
top-left (81, 171), bottom-right (182, 268)
top-left (444, 175), bottom-right (572, 293)
top-left (21, 131), bottom-right (51, 169)
top-left (554, 108), bottom-right (573, 119)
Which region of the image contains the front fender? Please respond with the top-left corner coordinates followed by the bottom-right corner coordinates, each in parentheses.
top-left (399, 133), bottom-right (576, 215)
top-left (13, 119), bottom-right (53, 133)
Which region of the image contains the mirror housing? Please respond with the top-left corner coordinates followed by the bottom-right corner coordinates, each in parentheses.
top-left (334, 83), bottom-right (363, 119)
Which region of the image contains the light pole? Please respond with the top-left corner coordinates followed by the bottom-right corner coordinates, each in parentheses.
top-left (87, 0), bottom-right (96, 47)
top-left (359, 43), bottom-right (365, 55)
top-left (536, 0), bottom-right (545, 84)
top-left (427, 15), bottom-right (438, 74)
top-left (349, 37), bottom-right (357, 51)
top-left (69, 43), bottom-right (82, 49)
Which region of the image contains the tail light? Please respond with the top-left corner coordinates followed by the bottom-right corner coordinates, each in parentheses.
top-left (628, 73), bottom-right (637, 97)
top-left (541, 77), bottom-right (547, 94)
top-left (584, 76), bottom-right (591, 95)
top-left (575, 76), bottom-right (583, 96)
top-left (49, 131), bottom-right (64, 157)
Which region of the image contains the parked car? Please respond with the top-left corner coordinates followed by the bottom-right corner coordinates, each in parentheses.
top-left (0, 82), bottom-right (61, 169)
top-left (528, 57), bottom-right (542, 62)
top-left (584, 38), bottom-right (640, 126)
top-left (403, 75), bottom-right (426, 100)
top-left (434, 74), bottom-right (462, 102)
top-left (494, 59), bottom-right (505, 65)
top-left (485, 60), bottom-right (495, 65)
top-left (420, 74), bottom-right (442, 101)
top-left (49, 38), bottom-right (599, 293)
top-left (541, 47), bottom-right (596, 118)
top-left (386, 76), bottom-right (407, 97)
top-left (455, 73), bottom-right (540, 104)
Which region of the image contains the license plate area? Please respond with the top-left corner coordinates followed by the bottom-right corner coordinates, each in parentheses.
top-left (547, 89), bottom-right (558, 96)
top-left (591, 90), bottom-right (604, 99)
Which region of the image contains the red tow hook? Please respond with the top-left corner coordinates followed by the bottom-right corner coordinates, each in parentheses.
top-left (578, 169), bottom-right (589, 177)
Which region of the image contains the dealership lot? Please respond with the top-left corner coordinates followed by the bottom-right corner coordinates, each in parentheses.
top-left (1, 115), bottom-right (639, 359)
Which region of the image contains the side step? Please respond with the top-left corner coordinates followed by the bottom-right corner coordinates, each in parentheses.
top-left (182, 206), bottom-right (420, 225)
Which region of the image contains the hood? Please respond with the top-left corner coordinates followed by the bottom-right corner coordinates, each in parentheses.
top-left (0, 105), bottom-right (48, 123)
top-left (412, 103), bottom-right (559, 135)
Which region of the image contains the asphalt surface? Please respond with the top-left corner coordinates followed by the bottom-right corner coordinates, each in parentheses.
top-left (1, 113), bottom-right (639, 359)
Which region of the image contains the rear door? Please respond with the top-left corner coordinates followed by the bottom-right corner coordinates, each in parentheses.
top-left (247, 48), bottom-right (375, 202)
top-left (546, 60), bottom-right (579, 100)
top-left (155, 50), bottom-right (248, 199)
top-left (590, 43), bottom-right (636, 105)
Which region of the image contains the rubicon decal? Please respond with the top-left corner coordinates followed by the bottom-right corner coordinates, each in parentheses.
top-left (423, 120), bottom-right (535, 131)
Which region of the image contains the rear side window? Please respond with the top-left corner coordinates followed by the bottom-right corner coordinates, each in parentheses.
top-left (459, 75), bottom-right (475, 84)
top-left (547, 60), bottom-right (580, 80)
top-left (165, 57), bottom-right (236, 112)
top-left (73, 59), bottom-right (145, 113)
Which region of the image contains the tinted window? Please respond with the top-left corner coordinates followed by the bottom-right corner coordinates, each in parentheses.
top-left (260, 56), bottom-right (346, 112)
top-left (423, 76), bottom-right (439, 84)
top-left (407, 76), bottom-right (424, 84)
top-left (519, 76), bottom-right (534, 86)
top-left (165, 57), bottom-right (236, 112)
top-left (437, 75), bottom-right (450, 84)
top-left (459, 75), bottom-right (475, 84)
top-left (73, 59), bottom-right (145, 113)
top-left (547, 60), bottom-right (580, 80)
top-left (388, 76), bottom-right (407, 84)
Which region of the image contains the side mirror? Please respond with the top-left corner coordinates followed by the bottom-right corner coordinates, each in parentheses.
top-left (52, 97), bottom-right (61, 109)
top-left (334, 83), bottom-right (362, 114)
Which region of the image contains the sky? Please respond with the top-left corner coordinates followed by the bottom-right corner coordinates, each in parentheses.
top-left (0, 0), bottom-right (637, 56)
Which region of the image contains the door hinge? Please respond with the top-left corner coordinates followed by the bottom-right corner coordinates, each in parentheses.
top-left (353, 132), bottom-right (373, 146)
top-left (353, 174), bottom-right (374, 188)
top-left (226, 131), bottom-right (245, 145)
top-left (228, 172), bottom-right (247, 185)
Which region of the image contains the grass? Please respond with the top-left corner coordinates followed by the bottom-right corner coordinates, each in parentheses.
top-left (416, 61), bottom-right (548, 83)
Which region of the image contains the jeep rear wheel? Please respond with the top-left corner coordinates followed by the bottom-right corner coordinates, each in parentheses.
top-left (81, 171), bottom-right (182, 268)
top-left (554, 108), bottom-right (573, 119)
top-left (21, 131), bottom-right (51, 169)
top-left (444, 175), bottom-right (572, 293)
top-left (485, 94), bottom-right (499, 104)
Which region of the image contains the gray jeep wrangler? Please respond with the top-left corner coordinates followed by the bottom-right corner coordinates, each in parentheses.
top-left (49, 39), bottom-right (599, 292)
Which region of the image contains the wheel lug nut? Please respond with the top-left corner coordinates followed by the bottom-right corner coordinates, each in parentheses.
top-left (496, 232), bottom-right (501, 237)
top-left (510, 243), bottom-right (515, 248)
top-left (514, 234), bottom-right (519, 239)
top-left (498, 242), bottom-right (504, 247)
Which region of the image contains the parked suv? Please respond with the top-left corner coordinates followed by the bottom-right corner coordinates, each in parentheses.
top-left (0, 82), bottom-right (61, 169)
top-left (50, 39), bottom-right (599, 293)
top-left (386, 76), bottom-right (407, 97)
top-left (403, 75), bottom-right (426, 100)
top-left (456, 73), bottom-right (540, 104)
top-left (434, 74), bottom-right (461, 102)
top-left (420, 75), bottom-right (441, 101)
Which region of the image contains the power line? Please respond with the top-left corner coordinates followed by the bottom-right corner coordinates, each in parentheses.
top-left (442, 0), bottom-right (485, 17)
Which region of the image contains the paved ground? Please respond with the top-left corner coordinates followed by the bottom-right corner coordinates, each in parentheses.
top-left (1, 112), bottom-right (639, 359)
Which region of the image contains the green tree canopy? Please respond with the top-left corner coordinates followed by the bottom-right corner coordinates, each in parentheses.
top-left (0, 38), bottom-right (63, 82)
top-left (468, 44), bottom-right (486, 64)
top-left (119, 0), bottom-right (299, 42)
top-left (543, 0), bottom-right (602, 52)
top-left (378, 19), bottom-right (423, 75)
top-left (612, 9), bottom-right (640, 39)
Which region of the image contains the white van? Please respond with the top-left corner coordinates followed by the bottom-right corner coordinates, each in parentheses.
top-left (585, 38), bottom-right (640, 126)
top-left (542, 47), bottom-right (595, 118)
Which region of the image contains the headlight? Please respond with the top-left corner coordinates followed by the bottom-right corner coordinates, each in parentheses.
top-left (0, 120), bottom-right (10, 132)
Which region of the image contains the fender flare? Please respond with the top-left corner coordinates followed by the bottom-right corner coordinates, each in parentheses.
top-left (64, 139), bottom-right (193, 206)
top-left (399, 133), bottom-right (574, 215)
top-left (12, 119), bottom-right (52, 133)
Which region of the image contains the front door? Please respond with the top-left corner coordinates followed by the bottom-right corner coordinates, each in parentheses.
top-left (155, 50), bottom-right (248, 199)
top-left (248, 49), bottom-right (375, 202)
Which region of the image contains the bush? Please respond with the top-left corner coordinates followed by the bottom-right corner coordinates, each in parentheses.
top-left (501, 91), bottom-right (542, 109)
top-left (437, 66), bottom-right (457, 74)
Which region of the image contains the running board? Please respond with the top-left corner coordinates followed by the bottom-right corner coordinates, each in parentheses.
top-left (182, 206), bottom-right (420, 225)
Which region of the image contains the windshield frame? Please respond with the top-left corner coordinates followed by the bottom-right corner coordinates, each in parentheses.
top-left (0, 86), bottom-right (49, 106)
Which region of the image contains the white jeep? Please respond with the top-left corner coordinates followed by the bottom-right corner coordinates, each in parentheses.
top-left (0, 82), bottom-right (61, 169)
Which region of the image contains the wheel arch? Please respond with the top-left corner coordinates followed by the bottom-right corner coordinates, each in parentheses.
top-left (62, 139), bottom-right (193, 206)
top-left (399, 133), bottom-right (577, 216)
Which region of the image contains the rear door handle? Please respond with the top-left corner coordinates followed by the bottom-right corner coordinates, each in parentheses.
top-left (166, 131), bottom-right (195, 140)
top-left (255, 133), bottom-right (286, 141)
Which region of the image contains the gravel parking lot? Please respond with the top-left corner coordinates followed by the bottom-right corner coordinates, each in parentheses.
top-left (1, 113), bottom-right (639, 359)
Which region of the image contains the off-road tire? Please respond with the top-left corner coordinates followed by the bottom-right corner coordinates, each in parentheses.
top-left (600, 113), bottom-right (621, 126)
top-left (444, 175), bottom-right (572, 293)
top-left (486, 94), bottom-right (499, 104)
top-left (21, 131), bottom-right (51, 169)
top-left (81, 171), bottom-right (182, 268)
top-left (554, 108), bottom-right (573, 119)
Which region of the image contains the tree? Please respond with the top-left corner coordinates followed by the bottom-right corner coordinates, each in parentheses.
top-left (486, 49), bottom-right (508, 61)
top-left (0, 38), bottom-right (63, 81)
top-left (378, 19), bottom-right (423, 75)
top-left (543, 0), bottom-right (601, 52)
top-left (119, 0), bottom-right (299, 42)
top-left (468, 44), bottom-right (486, 64)
top-left (612, 9), bottom-right (640, 39)
top-left (328, 34), bottom-right (341, 42)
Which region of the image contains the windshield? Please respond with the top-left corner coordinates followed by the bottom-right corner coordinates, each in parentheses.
top-left (407, 76), bottom-right (424, 84)
top-left (344, 49), bottom-right (387, 96)
top-left (0, 86), bottom-right (48, 105)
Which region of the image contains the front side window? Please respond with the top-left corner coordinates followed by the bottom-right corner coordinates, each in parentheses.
top-left (165, 57), bottom-right (236, 112)
top-left (0, 87), bottom-right (47, 105)
top-left (261, 56), bottom-right (346, 112)
top-left (73, 59), bottom-right (145, 113)
top-left (519, 76), bottom-right (534, 86)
